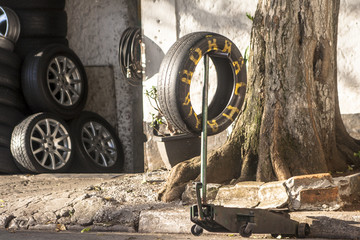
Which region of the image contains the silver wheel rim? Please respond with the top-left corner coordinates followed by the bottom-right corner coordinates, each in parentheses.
top-left (0, 7), bottom-right (20, 43)
top-left (30, 118), bottom-right (72, 170)
top-left (47, 56), bottom-right (82, 106)
top-left (81, 121), bottom-right (117, 167)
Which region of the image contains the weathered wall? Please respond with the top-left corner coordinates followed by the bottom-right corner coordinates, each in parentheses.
top-left (338, 0), bottom-right (360, 114)
top-left (66, 0), bottom-right (144, 172)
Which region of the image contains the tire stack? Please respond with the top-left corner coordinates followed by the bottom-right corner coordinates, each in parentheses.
top-left (0, 0), bottom-right (68, 60)
top-left (0, 1), bottom-right (125, 174)
top-left (0, 6), bottom-right (26, 173)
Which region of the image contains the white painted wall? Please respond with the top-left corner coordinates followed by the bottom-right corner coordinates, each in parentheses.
top-left (142, 0), bottom-right (360, 119)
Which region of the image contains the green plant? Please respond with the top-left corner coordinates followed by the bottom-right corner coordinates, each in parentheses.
top-left (244, 46), bottom-right (250, 64)
top-left (145, 86), bottom-right (177, 136)
top-left (354, 151), bottom-right (360, 158)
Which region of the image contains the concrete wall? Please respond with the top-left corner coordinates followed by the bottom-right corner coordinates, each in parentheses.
top-left (142, 0), bottom-right (360, 117)
top-left (66, 0), bottom-right (144, 173)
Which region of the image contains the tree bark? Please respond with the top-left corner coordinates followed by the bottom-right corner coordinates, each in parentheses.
top-left (158, 0), bottom-right (360, 202)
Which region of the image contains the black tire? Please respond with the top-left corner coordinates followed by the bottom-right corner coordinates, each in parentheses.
top-left (0, 48), bottom-right (21, 70)
top-left (0, 63), bottom-right (20, 90)
top-left (10, 112), bottom-right (74, 173)
top-left (158, 32), bottom-right (247, 135)
top-left (0, 87), bottom-right (26, 111)
top-left (14, 37), bottom-right (69, 59)
top-left (15, 10), bottom-right (67, 38)
top-left (22, 44), bottom-right (88, 120)
top-left (69, 111), bottom-right (124, 173)
top-left (0, 104), bottom-right (24, 127)
top-left (239, 224), bottom-right (252, 238)
top-left (0, 36), bottom-right (14, 51)
top-left (0, 124), bottom-right (12, 148)
top-left (297, 223), bottom-right (310, 238)
top-left (0, 0), bottom-right (66, 9)
top-left (0, 146), bottom-right (21, 174)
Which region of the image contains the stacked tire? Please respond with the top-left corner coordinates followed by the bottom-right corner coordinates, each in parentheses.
top-left (0, 0), bottom-right (69, 59)
top-left (0, 1), bottom-right (125, 174)
top-left (0, 6), bottom-right (26, 173)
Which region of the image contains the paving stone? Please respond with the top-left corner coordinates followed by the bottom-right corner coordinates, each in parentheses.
top-left (257, 180), bottom-right (288, 209)
top-left (213, 182), bottom-right (263, 208)
top-left (284, 173), bottom-right (336, 210)
top-left (181, 183), bottom-right (221, 205)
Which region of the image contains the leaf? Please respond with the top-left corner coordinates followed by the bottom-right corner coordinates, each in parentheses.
top-left (81, 227), bottom-right (91, 233)
top-left (56, 224), bottom-right (67, 232)
top-left (246, 12), bottom-right (254, 21)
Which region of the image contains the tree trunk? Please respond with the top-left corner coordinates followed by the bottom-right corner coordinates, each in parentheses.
top-left (158, 0), bottom-right (360, 202)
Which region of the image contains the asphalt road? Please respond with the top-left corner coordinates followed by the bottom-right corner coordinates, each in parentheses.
top-left (0, 230), bottom-right (343, 240)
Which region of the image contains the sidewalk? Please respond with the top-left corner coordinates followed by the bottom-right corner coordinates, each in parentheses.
top-left (0, 171), bottom-right (359, 239)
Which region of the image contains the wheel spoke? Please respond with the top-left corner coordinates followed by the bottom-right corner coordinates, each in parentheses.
top-left (31, 136), bottom-right (43, 143)
top-left (99, 152), bottom-right (108, 167)
top-left (67, 66), bottom-right (77, 76)
top-left (54, 134), bottom-right (69, 143)
top-left (34, 124), bottom-right (46, 138)
top-left (63, 57), bottom-right (68, 73)
top-left (69, 78), bottom-right (82, 84)
top-left (49, 153), bottom-right (56, 169)
top-left (102, 136), bottom-right (113, 144)
top-left (82, 137), bottom-right (92, 144)
top-left (41, 152), bottom-right (49, 165)
top-left (68, 85), bottom-right (80, 97)
top-left (90, 122), bottom-right (97, 136)
top-left (54, 58), bottom-right (62, 74)
top-left (48, 66), bottom-right (60, 78)
top-left (86, 146), bottom-right (96, 153)
top-left (64, 89), bottom-right (73, 105)
top-left (60, 88), bottom-right (65, 104)
top-left (94, 150), bottom-right (100, 163)
top-left (33, 146), bottom-right (45, 155)
top-left (57, 145), bottom-right (71, 152)
top-left (54, 150), bottom-right (66, 164)
top-left (83, 127), bottom-right (95, 139)
top-left (45, 119), bottom-right (51, 135)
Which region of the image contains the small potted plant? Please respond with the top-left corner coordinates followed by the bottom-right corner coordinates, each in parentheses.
top-left (145, 86), bottom-right (200, 169)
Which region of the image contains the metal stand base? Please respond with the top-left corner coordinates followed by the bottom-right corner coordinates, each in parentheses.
top-left (190, 204), bottom-right (310, 238)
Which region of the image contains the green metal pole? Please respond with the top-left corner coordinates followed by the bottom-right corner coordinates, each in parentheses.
top-left (200, 54), bottom-right (209, 204)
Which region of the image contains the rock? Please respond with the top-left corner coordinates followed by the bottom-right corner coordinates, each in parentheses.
top-left (334, 173), bottom-right (360, 209)
top-left (33, 211), bottom-right (57, 225)
top-left (299, 187), bottom-right (341, 211)
top-left (257, 180), bottom-right (288, 209)
top-left (71, 197), bottom-right (104, 226)
top-left (93, 206), bottom-right (139, 230)
top-left (214, 182), bottom-right (263, 208)
top-left (341, 113), bottom-right (360, 139)
top-left (7, 216), bottom-right (35, 230)
top-left (138, 207), bottom-right (192, 233)
top-left (181, 182), bottom-right (222, 205)
top-left (284, 173), bottom-right (338, 210)
top-left (0, 214), bottom-right (14, 229)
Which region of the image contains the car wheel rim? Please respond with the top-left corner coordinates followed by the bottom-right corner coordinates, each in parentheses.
top-left (47, 56), bottom-right (82, 107)
top-left (0, 7), bottom-right (10, 37)
top-left (30, 118), bottom-right (72, 170)
top-left (81, 121), bottom-right (117, 168)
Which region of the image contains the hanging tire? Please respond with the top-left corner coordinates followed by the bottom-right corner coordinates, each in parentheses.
top-left (14, 37), bottom-right (69, 59)
top-left (22, 44), bottom-right (88, 120)
top-left (0, 0), bottom-right (66, 9)
top-left (158, 32), bottom-right (247, 135)
top-left (0, 104), bottom-right (24, 127)
top-left (69, 111), bottom-right (124, 173)
top-left (10, 112), bottom-right (73, 173)
top-left (15, 10), bottom-right (67, 38)
top-left (0, 146), bottom-right (20, 174)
